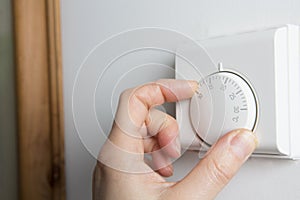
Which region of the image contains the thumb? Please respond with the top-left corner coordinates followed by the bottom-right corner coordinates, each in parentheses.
top-left (163, 129), bottom-right (258, 200)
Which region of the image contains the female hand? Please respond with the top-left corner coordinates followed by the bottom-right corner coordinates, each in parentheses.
top-left (93, 79), bottom-right (257, 200)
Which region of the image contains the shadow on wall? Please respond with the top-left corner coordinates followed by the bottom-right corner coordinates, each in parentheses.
top-left (0, 0), bottom-right (18, 199)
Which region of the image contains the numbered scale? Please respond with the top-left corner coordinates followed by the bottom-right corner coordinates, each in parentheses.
top-left (190, 64), bottom-right (258, 146)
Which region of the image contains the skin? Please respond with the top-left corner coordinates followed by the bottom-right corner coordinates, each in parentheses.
top-left (93, 79), bottom-right (258, 200)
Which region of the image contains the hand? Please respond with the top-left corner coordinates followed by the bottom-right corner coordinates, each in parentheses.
top-left (93, 79), bottom-right (258, 200)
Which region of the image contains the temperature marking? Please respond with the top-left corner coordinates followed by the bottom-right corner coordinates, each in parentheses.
top-left (224, 77), bottom-right (228, 84)
top-left (236, 90), bottom-right (242, 95)
top-left (220, 84), bottom-right (226, 91)
top-left (229, 93), bottom-right (236, 100)
top-left (232, 116), bottom-right (239, 123)
top-left (191, 71), bottom-right (258, 146)
top-left (234, 106), bottom-right (240, 113)
top-left (197, 93), bottom-right (203, 99)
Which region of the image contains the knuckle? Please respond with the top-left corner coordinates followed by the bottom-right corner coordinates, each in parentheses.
top-left (119, 88), bottom-right (131, 99)
top-left (206, 157), bottom-right (232, 186)
top-left (168, 115), bottom-right (178, 129)
top-left (119, 88), bottom-right (136, 104)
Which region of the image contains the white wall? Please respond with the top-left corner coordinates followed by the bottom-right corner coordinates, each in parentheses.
top-left (61, 1), bottom-right (300, 199)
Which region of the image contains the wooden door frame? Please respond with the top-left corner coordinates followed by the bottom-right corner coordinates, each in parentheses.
top-left (13, 0), bottom-right (65, 199)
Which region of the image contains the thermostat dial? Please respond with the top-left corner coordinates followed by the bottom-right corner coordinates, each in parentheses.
top-left (190, 71), bottom-right (258, 146)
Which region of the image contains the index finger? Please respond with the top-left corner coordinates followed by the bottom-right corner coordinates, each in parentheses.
top-left (99, 79), bottom-right (197, 173)
top-left (115, 79), bottom-right (198, 133)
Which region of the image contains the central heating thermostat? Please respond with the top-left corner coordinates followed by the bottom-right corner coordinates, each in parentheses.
top-left (176, 24), bottom-right (300, 159)
top-left (190, 66), bottom-right (258, 146)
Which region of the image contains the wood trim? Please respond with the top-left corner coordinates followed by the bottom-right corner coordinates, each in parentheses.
top-left (13, 0), bottom-right (65, 199)
top-left (47, 0), bottom-right (65, 198)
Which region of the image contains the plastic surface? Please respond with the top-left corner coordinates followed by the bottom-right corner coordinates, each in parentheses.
top-left (176, 25), bottom-right (300, 159)
top-left (190, 71), bottom-right (258, 146)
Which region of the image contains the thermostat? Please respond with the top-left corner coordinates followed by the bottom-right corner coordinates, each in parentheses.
top-left (190, 65), bottom-right (258, 146)
top-left (176, 24), bottom-right (300, 159)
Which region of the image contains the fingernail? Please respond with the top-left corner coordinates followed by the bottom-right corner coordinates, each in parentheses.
top-left (230, 130), bottom-right (257, 160)
top-left (172, 136), bottom-right (181, 157)
top-left (188, 80), bottom-right (199, 93)
top-left (166, 165), bottom-right (174, 176)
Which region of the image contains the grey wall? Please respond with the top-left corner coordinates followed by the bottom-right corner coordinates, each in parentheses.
top-left (60, 1), bottom-right (300, 199)
top-left (0, 0), bottom-right (18, 199)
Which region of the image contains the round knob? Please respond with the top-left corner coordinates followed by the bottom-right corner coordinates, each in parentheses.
top-left (190, 71), bottom-right (258, 146)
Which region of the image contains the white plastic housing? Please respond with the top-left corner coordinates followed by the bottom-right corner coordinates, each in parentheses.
top-left (176, 25), bottom-right (300, 159)
top-left (190, 71), bottom-right (258, 146)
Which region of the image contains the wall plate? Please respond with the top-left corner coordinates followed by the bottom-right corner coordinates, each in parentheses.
top-left (176, 24), bottom-right (300, 159)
